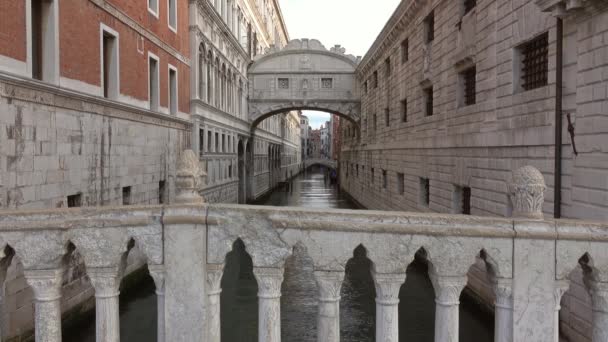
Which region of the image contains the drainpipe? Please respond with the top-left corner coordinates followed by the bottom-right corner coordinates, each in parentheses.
top-left (554, 17), bottom-right (563, 219)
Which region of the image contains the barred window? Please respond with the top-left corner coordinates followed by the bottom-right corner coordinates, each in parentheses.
top-left (462, 186), bottom-right (471, 215)
top-left (420, 178), bottom-right (430, 206)
top-left (385, 57), bottom-right (391, 77)
top-left (397, 173), bottom-right (405, 195)
top-left (67, 194), bottom-right (82, 208)
top-left (373, 71), bottom-right (378, 88)
top-left (401, 39), bottom-right (409, 64)
top-left (364, 81), bottom-right (368, 94)
top-left (464, 0), bottom-right (476, 15)
top-left (401, 99), bottom-right (408, 122)
top-left (425, 11), bottom-right (435, 43)
top-left (278, 78), bottom-right (289, 89)
top-left (382, 170), bottom-right (387, 189)
top-left (322, 78), bottom-right (333, 88)
top-left (373, 113), bottom-right (377, 131)
top-left (385, 107), bottom-right (390, 126)
top-left (462, 66), bottom-right (476, 106)
top-left (520, 33), bottom-right (549, 91)
top-left (424, 86), bottom-right (434, 116)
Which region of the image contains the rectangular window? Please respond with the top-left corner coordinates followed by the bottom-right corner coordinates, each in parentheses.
top-left (169, 66), bottom-right (178, 114)
top-left (364, 81), bottom-right (368, 94)
top-left (384, 107), bottom-right (390, 126)
top-left (464, 0), bottom-right (476, 15)
top-left (373, 71), bottom-right (378, 88)
top-left (148, 0), bottom-right (159, 16)
top-left (519, 33), bottom-right (549, 91)
top-left (215, 132), bottom-right (219, 152)
top-left (397, 173), bottom-right (405, 195)
top-left (168, 0), bottom-right (177, 31)
top-left (401, 99), bottom-right (408, 122)
top-left (207, 131), bottom-right (212, 152)
top-left (461, 66), bottom-right (476, 106)
top-left (31, 0), bottom-right (57, 82)
top-left (425, 11), bottom-right (435, 43)
top-left (67, 193), bottom-right (82, 208)
top-left (278, 78), bottom-right (289, 89)
top-left (371, 168), bottom-right (375, 183)
top-left (462, 186), bottom-right (471, 215)
top-left (222, 134), bottom-right (225, 152)
top-left (373, 113), bottom-right (377, 131)
top-left (229, 164), bottom-right (233, 178)
top-left (102, 30), bottom-right (119, 99)
top-left (401, 39), bottom-right (409, 64)
top-left (321, 78), bottom-right (333, 88)
top-left (148, 54), bottom-right (159, 111)
top-left (454, 185), bottom-right (471, 215)
top-left (356, 164), bottom-right (359, 177)
top-left (420, 178), bottom-right (430, 206)
top-left (159, 180), bottom-right (166, 204)
top-left (122, 186), bottom-right (132, 205)
top-left (424, 86), bottom-right (434, 116)
top-left (385, 57), bottom-right (391, 77)
top-left (382, 170), bottom-right (387, 189)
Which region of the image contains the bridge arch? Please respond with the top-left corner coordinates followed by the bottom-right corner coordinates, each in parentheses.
top-left (248, 39), bottom-right (361, 128)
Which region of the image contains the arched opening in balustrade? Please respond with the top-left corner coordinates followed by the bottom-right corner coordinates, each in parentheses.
top-left (458, 249), bottom-right (495, 341)
top-left (280, 242), bottom-right (317, 341)
top-left (341, 244), bottom-right (376, 339)
top-left (220, 239), bottom-right (258, 341)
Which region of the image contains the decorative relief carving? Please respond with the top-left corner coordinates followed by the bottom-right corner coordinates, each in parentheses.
top-left (508, 166), bottom-right (546, 219)
top-left (175, 150), bottom-right (206, 204)
top-left (23, 269), bottom-right (63, 301)
top-left (493, 278), bottom-right (513, 309)
top-left (372, 272), bottom-right (406, 305)
top-left (314, 271), bottom-right (344, 302)
top-left (430, 274), bottom-right (467, 306)
top-left (148, 264), bottom-right (165, 295)
top-left (88, 267), bottom-right (122, 298)
top-left (553, 280), bottom-right (570, 311)
top-left (207, 263), bottom-right (225, 295)
top-left (253, 267), bottom-right (284, 299)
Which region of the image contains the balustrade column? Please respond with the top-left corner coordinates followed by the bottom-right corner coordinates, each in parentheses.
top-left (588, 280), bottom-right (608, 341)
top-left (314, 271), bottom-right (344, 342)
top-left (372, 271), bottom-right (406, 342)
top-left (148, 265), bottom-right (165, 342)
top-left (554, 281), bottom-right (569, 342)
top-left (430, 274), bottom-right (467, 342)
top-left (493, 278), bottom-right (513, 342)
top-left (253, 267), bottom-right (284, 342)
top-left (88, 267), bottom-right (122, 342)
top-left (23, 269), bottom-right (63, 342)
top-left (207, 264), bottom-right (225, 342)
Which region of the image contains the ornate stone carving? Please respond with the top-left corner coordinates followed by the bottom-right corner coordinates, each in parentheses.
top-left (175, 150), bottom-right (206, 204)
top-left (88, 267), bottom-right (122, 298)
top-left (24, 269), bottom-right (63, 302)
top-left (314, 271), bottom-right (344, 302)
top-left (207, 263), bottom-right (225, 295)
top-left (553, 280), bottom-right (570, 311)
top-left (430, 274), bottom-right (467, 306)
top-left (253, 267), bottom-right (284, 299)
top-left (493, 278), bottom-right (513, 309)
top-left (508, 165), bottom-right (546, 219)
top-left (372, 271), bottom-right (406, 305)
top-left (148, 264), bottom-right (165, 295)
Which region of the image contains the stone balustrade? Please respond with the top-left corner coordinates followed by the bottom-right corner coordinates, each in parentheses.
top-left (0, 202), bottom-right (605, 342)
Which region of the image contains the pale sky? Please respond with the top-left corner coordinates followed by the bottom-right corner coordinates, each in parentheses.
top-left (279, 0), bottom-right (401, 129)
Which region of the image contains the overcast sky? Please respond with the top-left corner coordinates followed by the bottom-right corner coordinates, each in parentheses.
top-left (279, 0), bottom-right (401, 129)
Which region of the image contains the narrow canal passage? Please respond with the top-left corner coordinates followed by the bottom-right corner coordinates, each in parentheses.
top-left (64, 166), bottom-right (493, 341)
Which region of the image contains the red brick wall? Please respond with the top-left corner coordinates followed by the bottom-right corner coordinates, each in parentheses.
top-left (0, 0), bottom-right (26, 62)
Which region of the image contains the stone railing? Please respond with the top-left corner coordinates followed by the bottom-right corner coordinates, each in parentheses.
top-left (0, 159), bottom-right (607, 342)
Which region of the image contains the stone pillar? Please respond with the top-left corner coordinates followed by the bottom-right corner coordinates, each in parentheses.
top-left (314, 271), bottom-right (344, 342)
top-left (207, 264), bottom-right (225, 342)
top-left (588, 280), bottom-right (608, 342)
top-left (148, 265), bottom-right (165, 342)
top-left (253, 267), bottom-right (284, 342)
top-left (174, 150), bottom-right (206, 204)
top-left (430, 274), bottom-right (467, 342)
top-left (372, 272), bottom-right (406, 342)
top-left (554, 281), bottom-right (569, 342)
top-left (493, 278), bottom-right (513, 342)
top-left (192, 118), bottom-right (200, 157)
top-left (88, 267), bottom-right (122, 342)
top-left (23, 269), bottom-right (63, 342)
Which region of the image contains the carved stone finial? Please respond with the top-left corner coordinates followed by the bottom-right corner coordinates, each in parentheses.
top-left (508, 166), bottom-right (546, 219)
top-left (175, 150), bottom-right (206, 204)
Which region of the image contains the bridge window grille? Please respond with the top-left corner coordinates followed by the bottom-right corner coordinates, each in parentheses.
top-left (122, 186), bottom-right (132, 205)
top-left (464, 0), bottom-right (476, 15)
top-left (278, 78), bottom-right (289, 89)
top-left (397, 173), bottom-right (405, 195)
top-left (385, 108), bottom-right (390, 126)
top-left (158, 181), bottom-right (166, 204)
top-left (401, 99), bottom-right (408, 122)
top-left (519, 33), bottom-right (548, 91)
top-left (373, 71), bottom-right (378, 88)
top-left (67, 194), bottom-right (82, 208)
top-left (401, 39), bottom-right (409, 64)
top-left (382, 170), bottom-right (387, 189)
top-left (424, 86), bottom-right (434, 116)
top-left (425, 11), bottom-right (435, 43)
top-left (322, 78), bottom-right (333, 88)
top-left (420, 178), bottom-right (430, 206)
top-left (462, 66), bottom-right (476, 106)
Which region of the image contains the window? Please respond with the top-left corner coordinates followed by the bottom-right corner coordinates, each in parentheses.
top-left (397, 173), bottom-right (405, 195)
top-left (425, 11), bottom-right (435, 43)
top-left (423, 86), bottom-right (434, 116)
top-left (382, 170), bottom-right (387, 189)
top-left (356, 164), bottom-right (359, 177)
top-left (519, 33), bottom-right (549, 91)
top-left (159, 181), bottom-right (166, 204)
top-left (401, 39), bottom-right (409, 64)
top-left (148, 53), bottom-right (160, 111)
top-left (215, 132), bottom-right (219, 152)
top-left (461, 66), bottom-right (476, 106)
top-left (321, 78), bottom-right (333, 88)
top-left (207, 131), bottom-right (212, 152)
top-left (373, 71), bottom-right (378, 88)
top-left (371, 168), bottom-right (375, 183)
top-left (364, 81), bottom-right (368, 94)
top-left (464, 0), bottom-right (476, 15)
top-left (420, 178), bottom-right (430, 206)
top-left (148, 0), bottom-right (159, 17)
top-left (222, 134), bottom-right (225, 152)
top-left (401, 99), bottom-right (408, 122)
top-left (101, 27), bottom-right (119, 99)
top-left (462, 186), bottom-right (471, 215)
top-left (278, 78), bottom-right (289, 89)
top-left (384, 107), bottom-right (390, 126)
top-left (373, 113), bottom-right (377, 131)
top-left (169, 66), bottom-right (178, 114)
top-left (168, 0), bottom-right (177, 31)
top-left (31, 0), bottom-right (58, 82)
top-left (122, 186), bottom-right (132, 205)
top-left (454, 185), bottom-right (471, 215)
top-left (67, 194), bottom-right (82, 208)
top-left (229, 164), bottom-right (233, 178)
top-left (385, 57), bottom-right (391, 77)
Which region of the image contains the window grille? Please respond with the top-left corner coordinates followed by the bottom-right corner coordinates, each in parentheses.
top-left (321, 78), bottom-right (333, 88)
top-left (464, 0), bottom-right (476, 15)
top-left (520, 33), bottom-right (549, 91)
top-left (385, 108), bottom-right (390, 126)
top-left (278, 78), bottom-right (289, 89)
top-left (401, 99), bottom-right (408, 122)
top-left (425, 12), bottom-right (435, 43)
top-left (401, 39), bottom-right (409, 63)
top-left (373, 71), bottom-right (378, 88)
top-left (462, 187), bottom-right (471, 215)
top-left (463, 66), bottom-right (476, 106)
top-left (424, 87), bottom-right (433, 116)
top-left (421, 178), bottom-right (430, 205)
top-left (67, 194), bottom-right (82, 208)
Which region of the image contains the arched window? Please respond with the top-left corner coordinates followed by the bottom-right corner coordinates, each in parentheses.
top-left (215, 58), bottom-right (220, 107)
top-left (198, 44), bottom-right (206, 101)
top-left (207, 51), bottom-right (213, 103)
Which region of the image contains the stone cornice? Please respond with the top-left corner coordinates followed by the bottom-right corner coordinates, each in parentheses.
top-left (0, 73), bottom-right (191, 131)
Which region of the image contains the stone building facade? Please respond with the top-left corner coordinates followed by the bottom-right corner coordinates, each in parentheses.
top-left (190, 0), bottom-right (301, 204)
top-left (339, 1), bottom-right (608, 341)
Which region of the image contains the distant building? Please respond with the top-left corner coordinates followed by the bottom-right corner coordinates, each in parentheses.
top-left (331, 115), bottom-right (341, 161)
top-left (300, 115), bottom-right (311, 160)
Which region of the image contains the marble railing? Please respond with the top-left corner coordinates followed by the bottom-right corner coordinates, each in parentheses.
top-left (0, 155), bottom-right (607, 342)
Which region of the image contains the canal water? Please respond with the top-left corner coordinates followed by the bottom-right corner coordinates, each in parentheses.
top-left (64, 166), bottom-right (494, 341)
